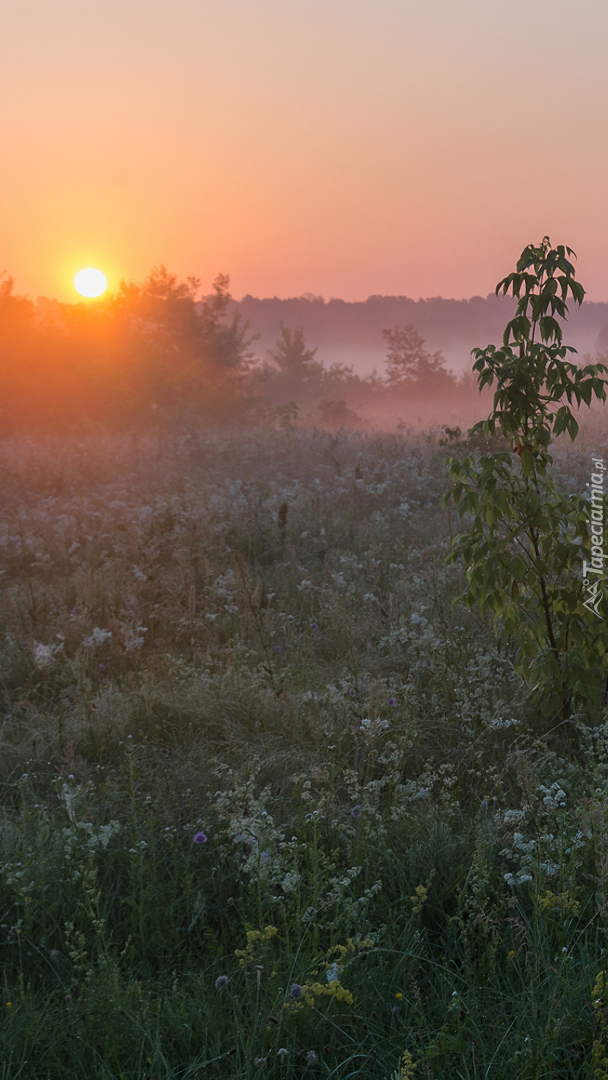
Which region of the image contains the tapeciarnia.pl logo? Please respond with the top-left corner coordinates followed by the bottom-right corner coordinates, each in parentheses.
top-left (582, 457), bottom-right (606, 618)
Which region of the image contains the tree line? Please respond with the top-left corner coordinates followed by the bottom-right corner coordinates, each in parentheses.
top-left (0, 267), bottom-right (480, 433)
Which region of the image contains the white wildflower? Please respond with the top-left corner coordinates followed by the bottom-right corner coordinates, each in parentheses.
top-left (124, 627), bottom-right (147, 652)
top-left (33, 641), bottom-right (63, 670)
top-left (281, 870), bottom-right (299, 894)
top-left (488, 716), bottom-right (520, 730)
top-left (83, 627), bottom-right (112, 649)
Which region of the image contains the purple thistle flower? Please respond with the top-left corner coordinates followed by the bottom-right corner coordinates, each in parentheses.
top-left (215, 975), bottom-right (229, 989)
top-left (311, 622), bottom-right (318, 629)
top-left (193, 831), bottom-right (208, 845)
top-left (387, 696), bottom-right (396, 706)
top-left (290, 983), bottom-right (303, 999)
top-left (350, 804), bottom-right (362, 818)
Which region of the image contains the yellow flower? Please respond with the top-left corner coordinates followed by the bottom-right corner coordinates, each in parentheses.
top-left (508, 950), bottom-right (515, 958)
top-left (395, 992), bottom-right (403, 1000)
top-left (397, 1049), bottom-right (417, 1078)
top-left (593, 970), bottom-right (607, 1007)
top-left (6, 1002), bottom-right (12, 1008)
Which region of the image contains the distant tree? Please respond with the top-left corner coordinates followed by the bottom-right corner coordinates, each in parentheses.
top-left (248, 322), bottom-right (376, 424)
top-left (268, 323), bottom-right (324, 381)
top-left (198, 273), bottom-right (256, 373)
top-left (382, 323), bottom-right (453, 391)
top-left (112, 268), bottom-right (255, 374)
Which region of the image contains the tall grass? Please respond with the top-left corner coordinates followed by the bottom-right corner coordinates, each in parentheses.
top-left (0, 425), bottom-right (607, 1079)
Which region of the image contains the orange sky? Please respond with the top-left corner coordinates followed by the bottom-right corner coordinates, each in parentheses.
top-left (2, 0), bottom-right (608, 302)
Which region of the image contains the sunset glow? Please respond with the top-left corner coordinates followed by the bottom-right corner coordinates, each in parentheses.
top-left (2, 1), bottom-right (608, 301)
top-left (74, 268), bottom-right (107, 298)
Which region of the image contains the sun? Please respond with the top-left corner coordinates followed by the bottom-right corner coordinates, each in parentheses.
top-left (74, 268), bottom-right (107, 298)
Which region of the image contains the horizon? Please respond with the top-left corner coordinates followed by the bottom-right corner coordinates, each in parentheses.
top-left (14, 284), bottom-right (608, 308)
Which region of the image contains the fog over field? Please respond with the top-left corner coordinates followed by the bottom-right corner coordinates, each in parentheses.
top-left (235, 293), bottom-right (608, 375)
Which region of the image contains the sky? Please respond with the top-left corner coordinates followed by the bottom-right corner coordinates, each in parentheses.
top-left (2, 0), bottom-right (608, 302)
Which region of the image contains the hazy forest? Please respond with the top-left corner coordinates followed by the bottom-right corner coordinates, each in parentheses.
top-left (2, 240), bottom-right (608, 1080)
top-left (0, 267), bottom-right (492, 434)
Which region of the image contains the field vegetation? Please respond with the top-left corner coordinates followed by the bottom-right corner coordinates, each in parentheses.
top-left (0, 420), bottom-right (606, 1079)
top-left (1, 240), bottom-right (608, 1079)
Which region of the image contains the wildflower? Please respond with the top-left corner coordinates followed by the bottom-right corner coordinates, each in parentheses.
top-left (193, 831), bottom-right (208, 845)
top-left (253, 1057), bottom-right (267, 1069)
top-left (348, 688), bottom-right (355, 697)
top-left (395, 992), bottom-right (403, 1000)
top-left (33, 641), bottom-right (62, 670)
top-left (311, 622), bottom-right (318, 629)
top-left (290, 983), bottom-right (303, 999)
top-left (260, 851), bottom-right (270, 862)
top-left (395, 1049), bottom-right (417, 1078)
top-left (215, 975), bottom-right (229, 989)
top-left (83, 627), bottom-right (112, 649)
top-left (388, 697), bottom-right (396, 706)
top-left (350, 804), bottom-right (362, 818)
top-left (281, 870), bottom-right (299, 893)
top-left (481, 799), bottom-right (488, 811)
top-left (326, 962), bottom-right (340, 982)
top-left (277, 1048), bottom-right (289, 1059)
top-left (6, 1002), bottom-right (12, 1008)
top-left (508, 950), bottom-right (515, 958)
top-left (392, 1005), bottom-right (400, 1013)
top-left (306, 1050), bottom-right (318, 1065)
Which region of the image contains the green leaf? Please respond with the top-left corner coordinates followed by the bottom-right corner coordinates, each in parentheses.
top-left (520, 449), bottom-right (534, 475)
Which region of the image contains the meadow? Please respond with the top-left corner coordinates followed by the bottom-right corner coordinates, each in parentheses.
top-left (1, 422), bottom-right (608, 1079)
